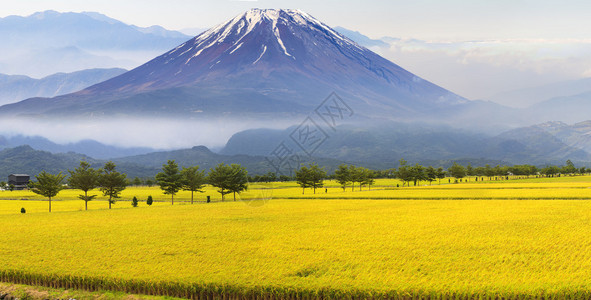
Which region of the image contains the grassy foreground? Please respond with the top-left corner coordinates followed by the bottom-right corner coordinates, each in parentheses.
top-left (0, 282), bottom-right (183, 300)
top-left (2, 174), bottom-right (591, 298)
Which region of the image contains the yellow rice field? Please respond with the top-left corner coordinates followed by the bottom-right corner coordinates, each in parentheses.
top-left (2, 176), bottom-right (591, 298)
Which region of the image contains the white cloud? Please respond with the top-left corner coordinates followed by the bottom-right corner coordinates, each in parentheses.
top-left (374, 38), bottom-right (591, 100)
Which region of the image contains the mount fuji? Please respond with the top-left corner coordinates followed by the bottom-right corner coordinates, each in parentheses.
top-left (0, 9), bottom-right (468, 120)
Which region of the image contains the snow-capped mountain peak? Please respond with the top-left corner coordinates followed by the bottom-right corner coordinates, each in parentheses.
top-left (166, 8), bottom-right (362, 66)
top-left (4, 8), bottom-right (467, 118)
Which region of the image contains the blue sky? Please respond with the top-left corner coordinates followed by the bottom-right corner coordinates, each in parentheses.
top-left (2, 0), bottom-right (590, 40)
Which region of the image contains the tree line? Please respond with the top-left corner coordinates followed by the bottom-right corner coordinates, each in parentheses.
top-left (292, 159), bottom-right (589, 193)
top-left (28, 160), bottom-right (249, 212)
top-left (293, 163), bottom-right (376, 194)
top-left (373, 159), bottom-right (588, 186)
top-left (21, 157), bottom-right (590, 212)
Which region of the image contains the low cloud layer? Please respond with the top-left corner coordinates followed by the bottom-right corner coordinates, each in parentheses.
top-left (0, 117), bottom-right (293, 150)
top-left (373, 38), bottom-right (591, 104)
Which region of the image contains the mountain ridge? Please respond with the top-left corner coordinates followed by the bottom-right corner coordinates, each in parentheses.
top-left (0, 68), bottom-right (126, 105)
top-left (0, 8), bottom-right (466, 120)
top-left (0, 10), bottom-right (190, 77)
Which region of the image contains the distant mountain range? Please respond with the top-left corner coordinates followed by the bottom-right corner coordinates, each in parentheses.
top-left (0, 8), bottom-right (589, 170)
top-left (0, 135), bottom-right (154, 159)
top-left (221, 122), bottom-right (591, 167)
top-left (333, 27), bottom-right (389, 48)
top-left (0, 68), bottom-right (125, 105)
top-left (487, 77), bottom-right (591, 109)
top-left (0, 8), bottom-right (466, 121)
top-left (3, 117), bottom-right (590, 180)
top-left (518, 121), bottom-right (591, 154)
top-left (0, 10), bottom-right (190, 77)
top-left (0, 144), bottom-right (346, 180)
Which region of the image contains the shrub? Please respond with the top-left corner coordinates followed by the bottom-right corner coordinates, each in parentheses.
top-left (132, 196), bottom-right (138, 207)
top-left (20, 207), bottom-right (26, 214)
top-left (147, 195), bottom-right (153, 206)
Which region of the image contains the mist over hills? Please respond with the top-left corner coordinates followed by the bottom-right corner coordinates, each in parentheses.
top-left (0, 68), bottom-right (126, 105)
top-left (221, 123), bottom-right (591, 167)
top-left (487, 78), bottom-right (591, 109)
top-left (0, 144), bottom-right (348, 180)
top-left (0, 135), bottom-right (154, 159)
top-left (0, 10), bottom-right (190, 77)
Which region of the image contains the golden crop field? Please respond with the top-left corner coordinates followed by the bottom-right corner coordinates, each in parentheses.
top-left (2, 176), bottom-right (591, 298)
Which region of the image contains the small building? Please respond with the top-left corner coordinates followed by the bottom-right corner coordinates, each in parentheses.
top-left (8, 174), bottom-right (30, 190)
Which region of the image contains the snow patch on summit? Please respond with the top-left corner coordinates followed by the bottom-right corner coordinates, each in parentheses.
top-left (270, 14), bottom-right (293, 58)
top-left (167, 9), bottom-right (368, 69)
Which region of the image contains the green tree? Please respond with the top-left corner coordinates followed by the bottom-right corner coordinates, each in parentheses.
top-left (351, 166), bottom-right (369, 191)
top-left (295, 163), bottom-right (326, 194)
top-left (466, 163), bottom-right (474, 181)
top-left (396, 159), bottom-right (413, 187)
top-left (295, 165), bottom-right (312, 194)
top-left (261, 172), bottom-right (276, 183)
top-left (30, 171), bottom-right (66, 213)
top-left (132, 196), bottom-right (138, 207)
top-left (360, 168), bottom-right (375, 190)
top-left (562, 159), bottom-right (577, 174)
top-left (132, 177), bottom-right (142, 186)
top-left (484, 164), bottom-right (495, 179)
top-left (228, 164), bottom-right (249, 201)
top-left (156, 160), bottom-right (183, 205)
top-left (308, 163), bottom-right (326, 194)
top-left (334, 164), bottom-right (351, 191)
top-left (181, 166), bottom-right (206, 204)
top-left (542, 165), bottom-right (561, 177)
top-left (98, 161), bottom-right (128, 209)
top-left (409, 163), bottom-right (426, 186)
top-left (493, 165), bottom-right (509, 177)
top-left (425, 166), bottom-right (437, 185)
top-left (207, 163), bottom-right (233, 201)
top-left (448, 162), bottom-right (466, 181)
top-left (146, 195), bottom-right (153, 206)
top-left (68, 161), bottom-right (99, 211)
top-left (436, 167), bottom-right (446, 184)
top-left (145, 179), bottom-right (154, 187)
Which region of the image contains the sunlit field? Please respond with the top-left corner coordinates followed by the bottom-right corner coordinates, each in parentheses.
top-left (2, 176), bottom-right (591, 298)
top-left (3, 176), bottom-right (591, 215)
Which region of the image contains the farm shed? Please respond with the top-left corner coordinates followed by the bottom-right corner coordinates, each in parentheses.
top-left (8, 174), bottom-right (30, 190)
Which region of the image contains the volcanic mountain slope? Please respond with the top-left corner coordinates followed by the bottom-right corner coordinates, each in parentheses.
top-left (0, 9), bottom-right (466, 119)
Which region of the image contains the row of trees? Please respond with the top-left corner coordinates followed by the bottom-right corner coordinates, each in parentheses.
top-left (29, 160), bottom-right (251, 212)
top-left (248, 172), bottom-right (292, 183)
top-left (25, 157), bottom-right (591, 212)
top-left (370, 159), bottom-right (588, 186)
top-left (334, 164), bottom-right (375, 191)
top-left (438, 160), bottom-right (586, 180)
top-left (155, 160), bottom-right (248, 203)
top-left (295, 163), bottom-right (326, 194)
top-left (294, 163), bottom-right (376, 194)
top-left (31, 161), bottom-right (127, 212)
top-left (396, 159), bottom-right (447, 186)
top-left (291, 160), bottom-right (589, 192)
top-left (126, 160), bottom-right (590, 187)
